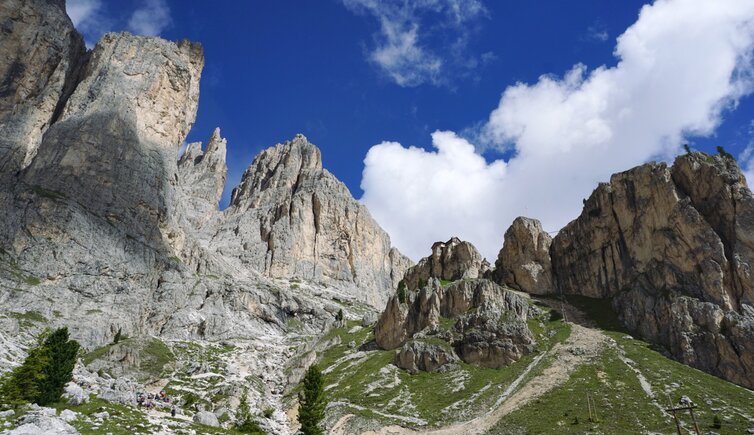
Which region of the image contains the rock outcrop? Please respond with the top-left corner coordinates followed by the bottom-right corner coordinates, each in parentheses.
top-left (394, 340), bottom-right (459, 373)
top-left (492, 217), bottom-right (554, 295)
top-left (402, 237), bottom-right (489, 290)
top-left (375, 278), bottom-right (534, 370)
top-left (551, 153), bottom-right (754, 388)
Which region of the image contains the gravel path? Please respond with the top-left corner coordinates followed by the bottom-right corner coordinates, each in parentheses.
top-left (330, 300), bottom-right (611, 435)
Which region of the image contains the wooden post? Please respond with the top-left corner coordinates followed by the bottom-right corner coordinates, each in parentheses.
top-left (687, 406), bottom-right (701, 435)
top-left (667, 395), bottom-right (682, 435)
top-left (587, 393), bottom-right (593, 422)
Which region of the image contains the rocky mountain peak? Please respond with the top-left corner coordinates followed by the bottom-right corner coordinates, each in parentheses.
top-left (176, 127), bottom-right (228, 227)
top-left (230, 134), bottom-right (323, 208)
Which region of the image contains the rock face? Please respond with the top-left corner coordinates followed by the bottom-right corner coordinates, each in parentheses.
top-left (0, 0), bottom-right (87, 180)
top-left (394, 340), bottom-right (459, 374)
top-left (22, 31), bottom-right (203, 245)
top-left (551, 153), bottom-right (754, 388)
top-left (493, 217), bottom-right (554, 295)
top-left (402, 237), bottom-right (489, 290)
top-left (375, 278), bottom-right (534, 370)
top-left (211, 134), bottom-right (410, 307)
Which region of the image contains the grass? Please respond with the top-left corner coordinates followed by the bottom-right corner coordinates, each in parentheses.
top-left (320, 309), bottom-right (572, 427)
top-left (488, 296), bottom-right (754, 434)
top-left (139, 338), bottom-right (175, 379)
top-left (7, 310), bottom-right (48, 329)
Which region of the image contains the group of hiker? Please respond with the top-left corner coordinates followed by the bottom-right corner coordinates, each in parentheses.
top-left (136, 391), bottom-right (177, 417)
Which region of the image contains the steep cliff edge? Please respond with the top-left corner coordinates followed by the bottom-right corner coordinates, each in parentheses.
top-left (549, 153), bottom-right (754, 388)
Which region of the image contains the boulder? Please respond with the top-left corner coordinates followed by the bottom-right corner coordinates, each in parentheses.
top-left (493, 217), bottom-right (554, 295)
top-left (62, 382), bottom-right (88, 405)
top-left (10, 406), bottom-right (77, 435)
top-left (402, 238), bottom-right (489, 290)
top-left (193, 410), bottom-right (220, 427)
top-left (59, 409), bottom-right (77, 423)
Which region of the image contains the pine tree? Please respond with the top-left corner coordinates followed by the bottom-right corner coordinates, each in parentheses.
top-left (0, 345), bottom-right (50, 409)
top-left (335, 309), bottom-right (343, 323)
top-left (236, 386), bottom-right (265, 434)
top-left (113, 328), bottom-right (122, 344)
top-left (683, 143), bottom-right (691, 154)
top-left (36, 327), bottom-right (80, 405)
top-left (298, 365), bottom-right (326, 435)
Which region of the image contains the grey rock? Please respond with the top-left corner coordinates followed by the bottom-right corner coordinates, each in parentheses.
top-left (375, 278), bottom-right (533, 369)
top-left (92, 411), bottom-right (109, 420)
top-left (361, 312), bottom-right (378, 327)
top-left (9, 406), bottom-right (76, 435)
top-left (394, 340), bottom-right (459, 373)
top-left (193, 410), bottom-right (219, 427)
top-left (62, 382), bottom-right (88, 406)
top-left (492, 217), bottom-right (554, 295)
top-left (59, 410), bottom-right (77, 423)
top-left (402, 238), bottom-right (488, 290)
top-left (0, 410), bottom-right (14, 418)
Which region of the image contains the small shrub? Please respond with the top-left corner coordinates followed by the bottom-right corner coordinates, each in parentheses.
top-left (113, 328), bottom-right (123, 344)
top-left (263, 407), bottom-right (274, 418)
top-left (712, 414), bottom-right (722, 429)
top-left (236, 386), bottom-right (265, 434)
top-left (397, 281), bottom-right (407, 304)
top-left (335, 309), bottom-right (344, 323)
top-left (683, 143), bottom-right (691, 154)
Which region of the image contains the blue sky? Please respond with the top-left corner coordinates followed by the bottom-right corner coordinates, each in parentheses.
top-left (67, 0), bottom-right (754, 260)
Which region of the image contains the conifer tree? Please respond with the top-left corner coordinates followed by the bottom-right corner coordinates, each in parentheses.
top-left (298, 365), bottom-right (326, 435)
top-left (37, 327), bottom-right (80, 405)
top-left (0, 345), bottom-right (49, 409)
top-left (236, 386), bottom-right (265, 434)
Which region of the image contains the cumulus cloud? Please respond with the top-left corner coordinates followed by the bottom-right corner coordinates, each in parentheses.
top-left (128, 0), bottom-right (172, 36)
top-left (361, 0), bottom-right (754, 260)
top-left (342, 0), bottom-right (487, 87)
top-left (66, 0), bottom-right (171, 47)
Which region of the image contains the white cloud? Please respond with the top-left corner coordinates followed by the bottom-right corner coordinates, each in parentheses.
top-left (67, 0), bottom-right (171, 47)
top-left (66, 0), bottom-right (108, 47)
top-left (128, 0), bottom-right (172, 36)
top-left (342, 0), bottom-right (487, 87)
top-left (360, 0), bottom-right (754, 261)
